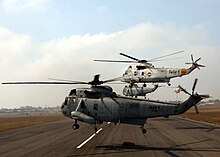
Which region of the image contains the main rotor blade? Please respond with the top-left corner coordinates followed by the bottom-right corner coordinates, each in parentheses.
top-left (2, 74), bottom-right (118, 86)
top-left (48, 78), bottom-right (80, 83)
top-left (102, 76), bottom-right (122, 84)
top-left (119, 52), bottom-right (140, 61)
top-left (150, 57), bottom-right (184, 62)
top-left (94, 59), bottom-right (135, 63)
top-left (2, 81), bottom-right (88, 85)
top-left (149, 50), bottom-right (184, 62)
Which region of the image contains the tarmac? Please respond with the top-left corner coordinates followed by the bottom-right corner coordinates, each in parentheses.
top-left (0, 117), bottom-right (220, 157)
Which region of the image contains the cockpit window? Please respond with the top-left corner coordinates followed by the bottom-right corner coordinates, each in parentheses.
top-left (64, 99), bottom-right (68, 105)
top-left (69, 89), bottom-right (76, 96)
top-left (124, 66), bottom-right (132, 75)
top-left (134, 71), bottom-right (137, 76)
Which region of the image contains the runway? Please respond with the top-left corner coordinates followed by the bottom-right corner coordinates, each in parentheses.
top-left (0, 117), bottom-right (220, 157)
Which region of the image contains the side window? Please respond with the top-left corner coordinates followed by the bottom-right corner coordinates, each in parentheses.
top-left (93, 104), bottom-right (98, 110)
top-left (134, 71), bottom-right (137, 76)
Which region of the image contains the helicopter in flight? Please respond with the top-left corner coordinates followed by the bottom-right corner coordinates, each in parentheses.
top-left (122, 83), bottom-right (159, 98)
top-left (94, 51), bottom-right (205, 86)
top-left (2, 75), bottom-right (208, 134)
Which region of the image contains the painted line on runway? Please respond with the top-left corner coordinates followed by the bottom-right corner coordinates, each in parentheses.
top-left (76, 128), bottom-right (103, 149)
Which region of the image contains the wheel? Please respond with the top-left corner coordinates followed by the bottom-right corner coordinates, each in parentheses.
top-left (72, 124), bottom-right (80, 130)
top-left (75, 124), bottom-right (80, 129)
top-left (72, 125), bottom-right (77, 130)
top-left (168, 83), bottom-right (171, 86)
top-left (143, 84), bottom-right (146, 87)
top-left (142, 129), bottom-right (147, 134)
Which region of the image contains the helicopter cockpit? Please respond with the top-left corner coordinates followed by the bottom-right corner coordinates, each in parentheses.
top-left (61, 88), bottom-right (79, 117)
top-left (61, 88), bottom-right (102, 117)
top-left (123, 65), bottom-right (133, 76)
top-left (69, 89), bottom-right (76, 96)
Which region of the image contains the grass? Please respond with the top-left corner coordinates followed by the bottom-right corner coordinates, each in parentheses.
top-left (0, 114), bottom-right (68, 132)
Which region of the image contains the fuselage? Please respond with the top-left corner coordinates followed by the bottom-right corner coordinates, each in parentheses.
top-left (61, 86), bottom-right (202, 126)
top-left (122, 84), bottom-right (158, 97)
top-left (122, 64), bottom-right (196, 83)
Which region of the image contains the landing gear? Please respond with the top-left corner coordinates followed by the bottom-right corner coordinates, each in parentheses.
top-left (167, 82), bottom-right (171, 86)
top-left (143, 83), bottom-right (146, 87)
top-left (142, 128), bottom-right (147, 134)
top-left (95, 127), bottom-right (98, 132)
top-left (141, 125), bottom-right (147, 134)
top-left (72, 123), bottom-right (79, 130)
top-left (92, 123), bottom-right (98, 133)
top-left (72, 120), bottom-right (80, 130)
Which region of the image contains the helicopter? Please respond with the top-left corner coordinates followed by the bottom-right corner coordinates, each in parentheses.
top-left (122, 83), bottom-right (159, 98)
top-left (2, 75), bottom-right (209, 134)
top-left (94, 51), bottom-right (205, 86)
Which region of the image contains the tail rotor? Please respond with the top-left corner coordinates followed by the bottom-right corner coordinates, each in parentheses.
top-left (185, 54), bottom-right (205, 70)
top-left (178, 78), bottom-right (202, 114)
top-left (192, 78), bottom-right (198, 95)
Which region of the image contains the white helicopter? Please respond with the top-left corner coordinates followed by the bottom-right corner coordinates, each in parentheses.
top-left (94, 51), bottom-right (205, 86)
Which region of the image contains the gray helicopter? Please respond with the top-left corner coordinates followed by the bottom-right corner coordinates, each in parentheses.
top-left (122, 83), bottom-right (159, 98)
top-left (2, 75), bottom-right (208, 134)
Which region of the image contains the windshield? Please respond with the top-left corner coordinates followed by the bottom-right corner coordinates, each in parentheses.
top-left (124, 66), bottom-right (132, 76)
top-left (69, 89), bottom-right (76, 96)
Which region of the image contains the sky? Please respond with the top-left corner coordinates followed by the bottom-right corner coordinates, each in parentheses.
top-left (0, 0), bottom-right (219, 108)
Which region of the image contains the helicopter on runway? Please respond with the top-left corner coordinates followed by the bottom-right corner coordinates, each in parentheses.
top-left (2, 75), bottom-right (208, 134)
top-left (94, 51), bottom-right (205, 86)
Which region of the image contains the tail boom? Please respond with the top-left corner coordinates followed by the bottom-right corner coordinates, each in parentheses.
top-left (175, 94), bottom-right (203, 115)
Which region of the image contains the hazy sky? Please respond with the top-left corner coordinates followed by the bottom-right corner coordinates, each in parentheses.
top-left (0, 0), bottom-right (219, 108)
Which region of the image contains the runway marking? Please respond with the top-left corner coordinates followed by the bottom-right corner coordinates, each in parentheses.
top-left (107, 122), bottom-right (111, 124)
top-left (76, 128), bottom-right (103, 149)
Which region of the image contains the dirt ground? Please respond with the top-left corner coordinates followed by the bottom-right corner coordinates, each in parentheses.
top-left (0, 113), bottom-right (68, 132)
top-left (182, 103), bottom-right (220, 125)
